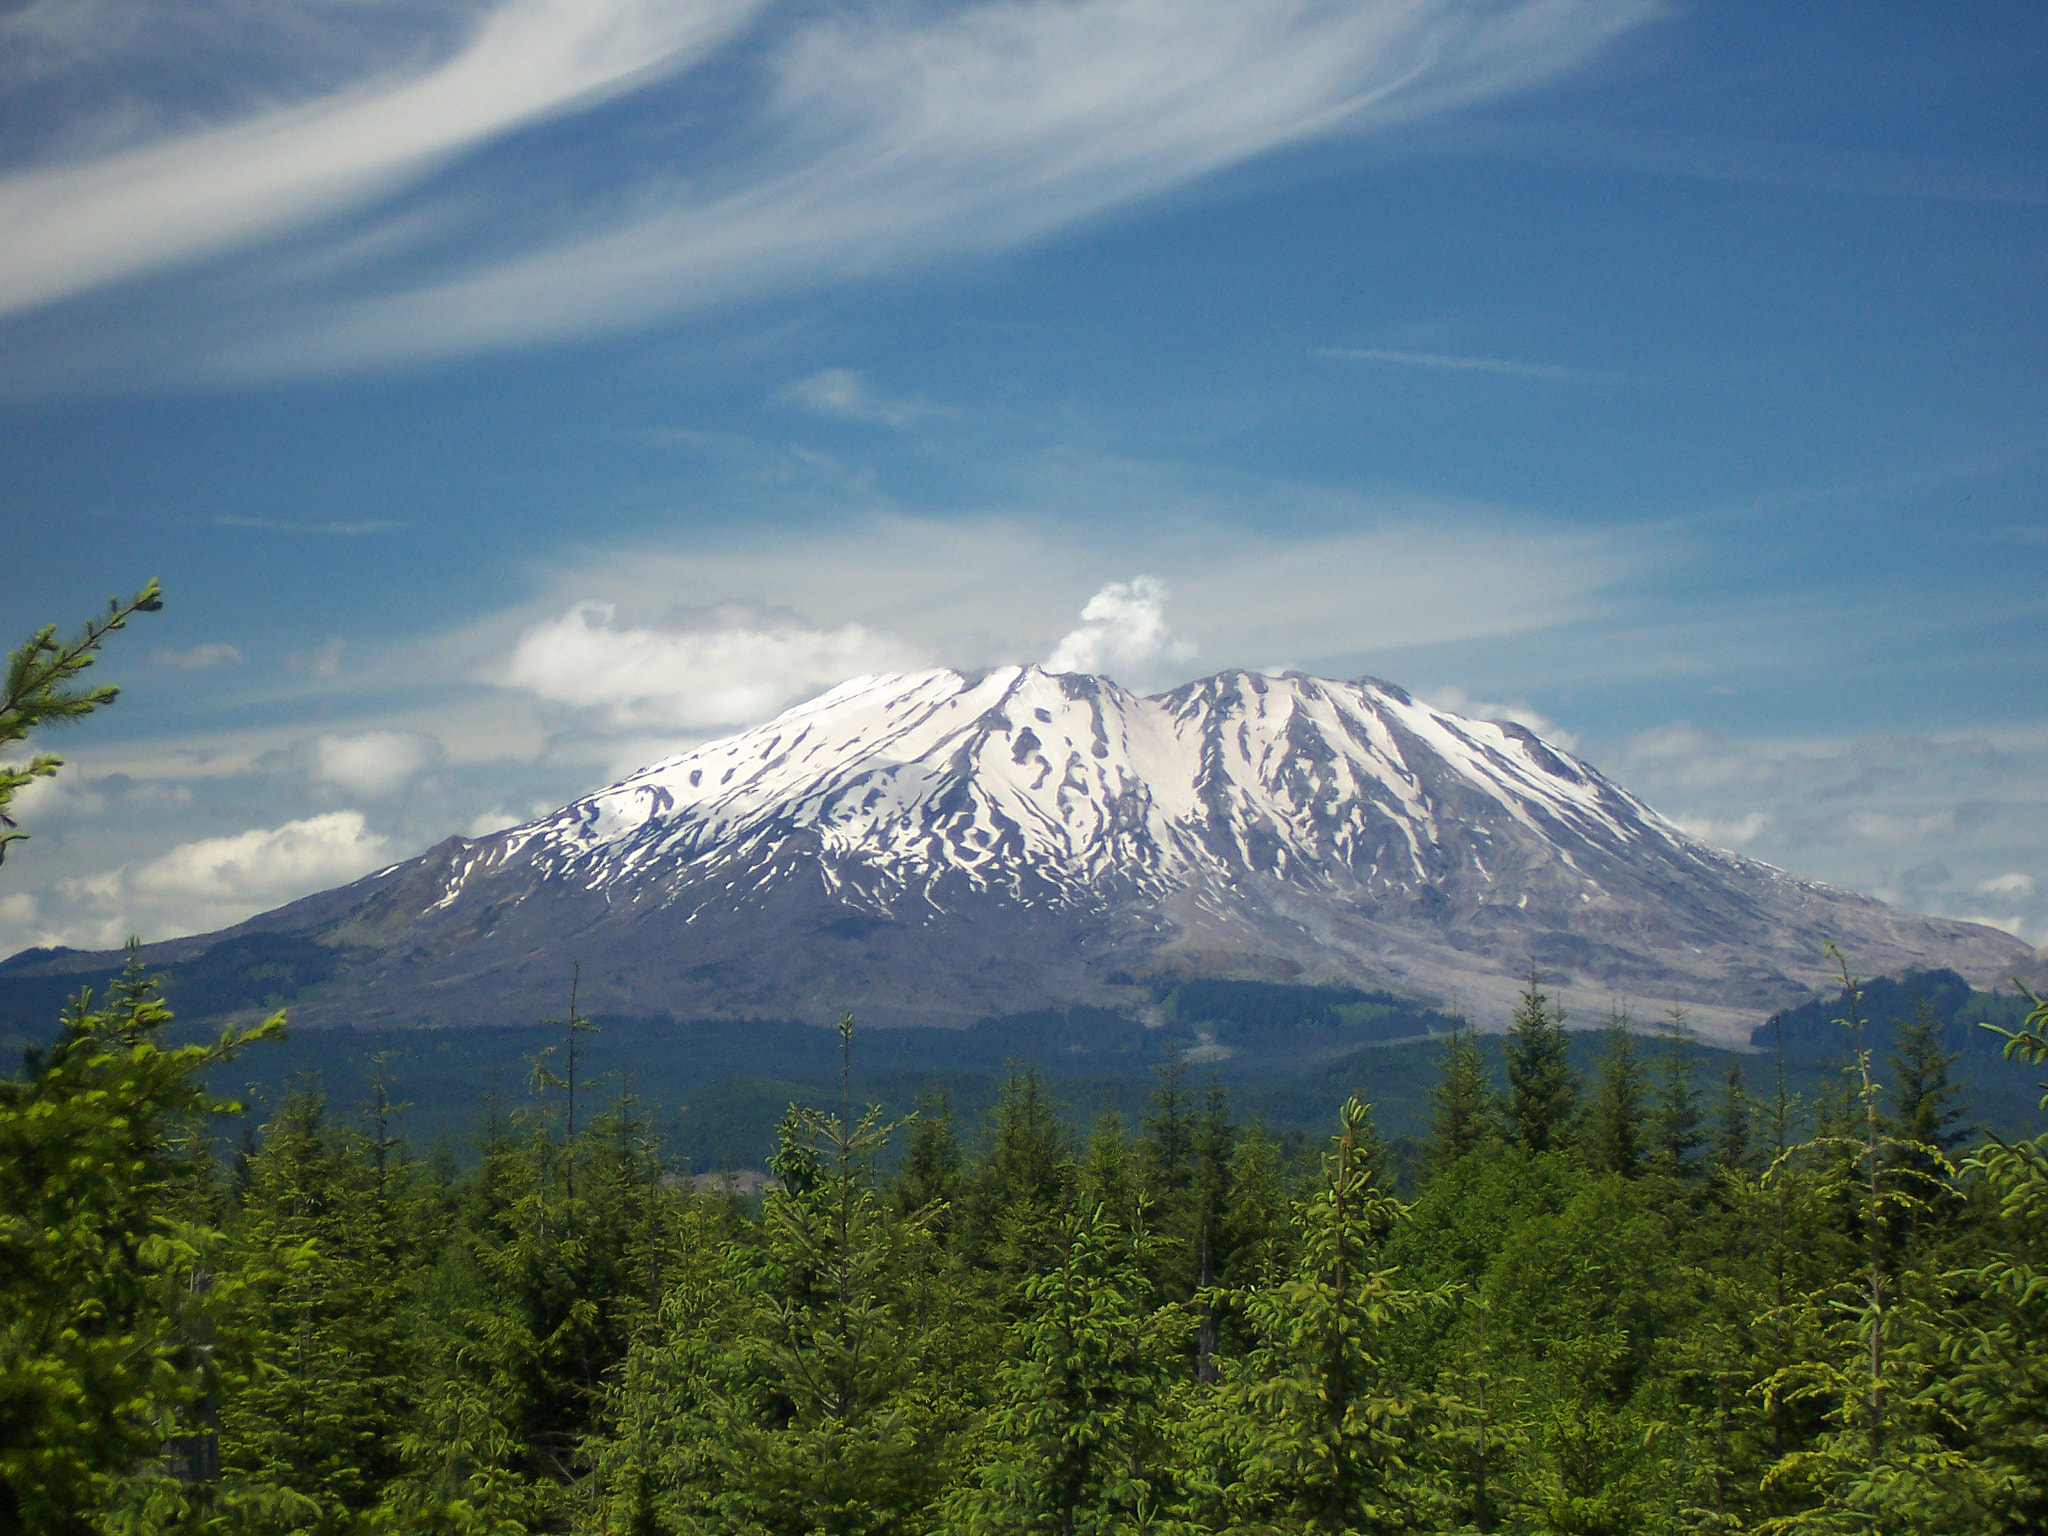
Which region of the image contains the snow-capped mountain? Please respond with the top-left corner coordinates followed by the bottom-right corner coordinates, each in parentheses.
top-left (17, 668), bottom-right (2033, 1040)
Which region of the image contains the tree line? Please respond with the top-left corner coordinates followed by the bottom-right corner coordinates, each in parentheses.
top-left (2, 955), bottom-right (2045, 1535)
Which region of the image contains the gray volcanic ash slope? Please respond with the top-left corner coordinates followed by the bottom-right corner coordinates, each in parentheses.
top-left (10, 668), bottom-right (2032, 1042)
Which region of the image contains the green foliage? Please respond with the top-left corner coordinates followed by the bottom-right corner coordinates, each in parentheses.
top-left (10, 926), bottom-right (2048, 1535)
top-left (1426, 1025), bottom-right (1499, 1173)
top-left (1187, 1098), bottom-right (1444, 1534)
top-left (1585, 1013), bottom-right (1646, 1181)
top-left (0, 954), bottom-right (280, 1533)
top-left (0, 581), bottom-right (161, 867)
top-left (1505, 973), bottom-right (1579, 1155)
top-left (949, 1201), bottom-right (1183, 1535)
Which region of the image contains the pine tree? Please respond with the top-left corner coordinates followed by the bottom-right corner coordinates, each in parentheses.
top-left (1190, 1081), bottom-right (1237, 1384)
top-left (1651, 1013), bottom-right (1705, 1184)
top-left (893, 1089), bottom-right (964, 1232)
top-left (1427, 1024), bottom-right (1498, 1171)
top-left (1505, 973), bottom-right (1578, 1154)
top-left (1190, 1098), bottom-right (1445, 1533)
top-left (1223, 1123), bottom-right (1293, 1294)
top-left (0, 953), bottom-right (279, 1533)
top-left (1079, 1100), bottom-right (1137, 1230)
top-left (1712, 1063), bottom-right (1755, 1176)
top-left (947, 1202), bottom-right (1183, 1536)
top-left (1884, 999), bottom-right (1972, 1251)
top-left (1585, 1010), bottom-right (1646, 1179)
top-left (961, 1067), bottom-right (1073, 1278)
top-left (0, 582), bottom-right (160, 867)
top-left (214, 1088), bottom-right (413, 1525)
top-left (1136, 1047), bottom-right (1197, 1214)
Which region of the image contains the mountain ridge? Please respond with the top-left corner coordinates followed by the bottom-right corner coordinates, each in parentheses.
top-left (3, 666), bottom-right (2033, 1044)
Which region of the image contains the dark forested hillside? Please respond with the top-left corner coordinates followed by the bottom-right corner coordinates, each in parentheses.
top-left (5, 954), bottom-right (2047, 1533)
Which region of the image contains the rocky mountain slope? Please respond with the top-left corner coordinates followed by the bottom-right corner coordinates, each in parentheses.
top-left (5, 668), bottom-right (2032, 1042)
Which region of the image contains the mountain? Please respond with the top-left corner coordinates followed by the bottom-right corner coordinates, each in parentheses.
top-left (3, 667), bottom-right (2032, 1043)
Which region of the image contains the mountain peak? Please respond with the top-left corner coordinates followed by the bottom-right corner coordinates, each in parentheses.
top-left (29, 667), bottom-right (2032, 1042)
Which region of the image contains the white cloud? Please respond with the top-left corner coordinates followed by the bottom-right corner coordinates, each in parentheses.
top-left (1423, 685), bottom-right (1579, 752)
top-left (3, 770), bottom-right (93, 823)
top-left (776, 368), bottom-right (921, 428)
top-left (1047, 575), bottom-right (1196, 677)
top-left (28, 0), bottom-right (1659, 379)
top-left (481, 506), bottom-right (1652, 702)
top-left (1316, 346), bottom-right (1619, 383)
top-left (7, 810), bottom-right (395, 951)
top-left (314, 730), bottom-right (441, 799)
top-left (124, 811), bottom-right (389, 906)
top-left (151, 642), bottom-right (243, 669)
top-left (288, 639), bottom-right (345, 678)
top-left (466, 806), bottom-right (525, 839)
top-left (1605, 720), bottom-right (2048, 947)
top-left (0, 0), bottom-right (764, 318)
top-left (1667, 810), bottom-right (1770, 848)
top-left (1847, 807), bottom-right (1957, 843)
top-left (499, 600), bottom-right (929, 733)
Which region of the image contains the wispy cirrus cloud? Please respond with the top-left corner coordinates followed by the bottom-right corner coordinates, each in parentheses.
top-left (214, 515), bottom-right (406, 535)
top-left (1315, 346), bottom-right (1622, 383)
top-left (775, 368), bottom-right (927, 428)
top-left (0, 0), bottom-right (765, 318)
top-left (0, 0), bottom-right (1663, 383)
top-left (1442, 118), bottom-right (2048, 206)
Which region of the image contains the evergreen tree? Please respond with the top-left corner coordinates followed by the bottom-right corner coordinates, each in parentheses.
top-left (1585, 1011), bottom-right (1646, 1179)
top-left (1426, 1025), bottom-right (1498, 1171)
top-left (1135, 1048), bottom-right (1197, 1214)
top-left (0, 582), bottom-right (160, 867)
top-left (1885, 1000), bottom-right (1972, 1251)
top-left (1079, 1101), bottom-right (1138, 1229)
top-left (961, 1067), bottom-right (1073, 1277)
top-left (1222, 1123), bottom-right (1293, 1294)
top-left (1712, 1062), bottom-right (1756, 1176)
top-left (214, 1088), bottom-right (415, 1527)
top-left (948, 1201), bottom-right (1183, 1536)
top-left (1190, 1098), bottom-right (1444, 1533)
top-left (894, 1089), bottom-right (965, 1231)
top-left (1189, 1082), bottom-right (1237, 1383)
top-left (0, 954), bottom-right (279, 1533)
top-left (1504, 973), bottom-right (1578, 1154)
top-left (1651, 1017), bottom-right (1705, 1185)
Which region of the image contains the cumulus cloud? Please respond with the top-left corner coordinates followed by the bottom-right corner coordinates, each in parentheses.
top-left (124, 811), bottom-right (389, 905)
top-left (7, 810), bottom-right (395, 951)
top-left (466, 806), bottom-right (525, 839)
top-left (1606, 720), bottom-right (2048, 945)
top-left (152, 642), bottom-right (244, 669)
top-left (499, 601), bottom-right (929, 733)
top-left (314, 730), bottom-right (441, 799)
top-left (1047, 575), bottom-right (1197, 677)
top-left (1423, 685), bottom-right (1580, 752)
top-left (1667, 810), bottom-right (1771, 848)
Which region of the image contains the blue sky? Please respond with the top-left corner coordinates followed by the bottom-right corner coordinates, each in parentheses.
top-left (1, 0), bottom-right (2043, 959)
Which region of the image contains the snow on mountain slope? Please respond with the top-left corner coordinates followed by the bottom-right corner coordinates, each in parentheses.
top-left (479, 665), bottom-right (1692, 911)
top-left (12, 668), bottom-right (2029, 1041)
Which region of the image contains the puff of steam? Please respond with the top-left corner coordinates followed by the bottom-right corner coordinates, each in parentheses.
top-left (1047, 576), bottom-right (1194, 676)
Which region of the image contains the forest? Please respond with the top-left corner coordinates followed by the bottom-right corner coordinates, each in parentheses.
top-left (3, 949), bottom-right (2046, 1535)
top-left (5, 592), bottom-right (2048, 1534)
